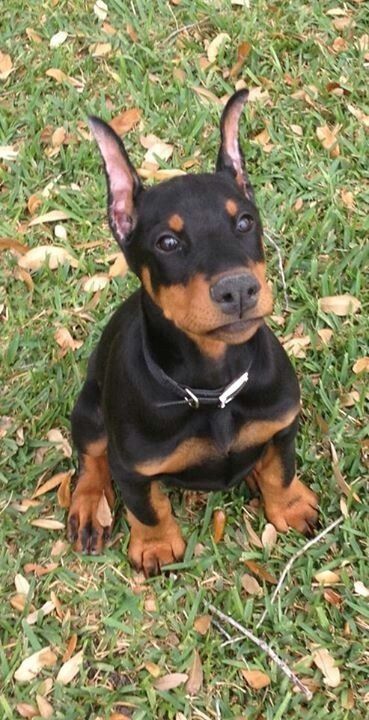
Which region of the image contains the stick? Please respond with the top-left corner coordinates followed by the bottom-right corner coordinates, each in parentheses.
top-left (264, 230), bottom-right (289, 311)
top-left (257, 516), bottom-right (344, 629)
top-left (165, 18), bottom-right (208, 43)
top-left (208, 603), bottom-right (313, 700)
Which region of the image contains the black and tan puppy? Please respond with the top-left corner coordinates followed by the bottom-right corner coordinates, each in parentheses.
top-left (68, 90), bottom-right (318, 575)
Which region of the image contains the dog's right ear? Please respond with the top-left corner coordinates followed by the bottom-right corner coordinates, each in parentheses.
top-left (89, 117), bottom-right (143, 249)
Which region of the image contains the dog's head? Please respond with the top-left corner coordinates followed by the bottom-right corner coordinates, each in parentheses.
top-left (90, 91), bottom-right (273, 350)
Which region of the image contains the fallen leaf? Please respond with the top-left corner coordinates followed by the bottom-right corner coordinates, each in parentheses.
top-left (90, 42), bottom-right (112, 57)
top-left (244, 517), bottom-right (263, 548)
top-left (186, 650), bottom-right (203, 695)
top-left (194, 614), bottom-right (211, 635)
top-left (248, 86), bottom-right (270, 103)
top-left (317, 328), bottom-right (333, 345)
top-left (154, 672), bottom-right (188, 691)
top-left (0, 51), bottom-right (13, 80)
top-left (28, 210), bottom-right (71, 226)
top-left (314, 570), bottom-right (340, 586)
top-left (340, 390), bottom-right (360, 408)
top-left (94, 0), bottom-right (108, 20)
top-left (30, 518), bottom-right (65, 530)
top-left (26, 27), bottom-right (42, 43)
top-left (193, 86), bottom-right (223, 105)
top-left (353, 357), bottom-right (369, 374)
top-left (316, 125), bottom-right (340, 157)
top-left (15, 704), bottom-right (38, 718)
top-left (56, 650), bottom-right (83, 685)
top-left (36, 694), bottom-right (53, 719)
top-left (0, 237), bottom-right (28, 254)
top-left (241, 668), bottom-right (270, 689)
top-left (82, 274), bottom-right (110, 292)
top-left (330, 441), bottom-right (360, 501)
top-left (261, 523), bottom-right (277, 550)
top-left (47, 429), bottom-right (72, 457)
top-left (290, 124), bottom-right (303, 136)
top-left (26, 600), bottom-right (55, 626)
top-left (318, 295), bottom-right (361, 316)
top-left (283, 335), bottom-right (311, 358)
top-left (229, 41), bottom-right (251, 78)
top-left (241, 573), bottom-right (263, 596)
top-left (354, 581), bottom-right (369, 598)
top-left (340, 189), bottom-right (355, 210)
top-left (57, 473), bottom-right (71, 509)
top-left (62, 634), bottom-right (78, 663)
top-left (10, 593), bottom-right (28, 612)
top-left (27, 194), bottom-right (42, 215)
top-left (54, 327), bottom-right (83, 354)
top-left (326, 8), bottom-right (350, 16)
top-left (55, 224), bottom-right (67, 240)
top-left (14, 647), bottom-right (57, 682)
top-left (244, 559), bottom-right (277, 584)
top-left (19, 246), bottom-right (77, 271)
top-left (0, 145), bottom-right (18, 160)
top-left (332, 16), bottom-right (352, 31)
top-left (24, 563), bottom-right (58, 576)
top-left (145, 661), bottom-right (161, 678)
top-left (51, 539), bottom-right (68, 557)
top-left (15, 573), bottom-right (30, 596)
top-left (14, 267), bottom-right (34, 292)
top-left (358, 34), bottom-right (369, 53)
top-left (126, 22), bottom-right (138, 42)
top-left (46, 68), bottom-right (68, 83)
top-left (312, 647), bottom-right (340, 688)
top-left (50, 31), bottom-right (68, 48)
top-left (51, 127), bottom-right (67, 147)
top-left (332, 37), bottom-right (348, 53)
top-left (108, 254), bottom-right (128, 278)
top-left (253, 128), bottom-right (274, 152)
top-left (96, 493), bottom-right (113, 527)
top-left (347, 104), bottom-right (369, 129)
top-left (33, 470), bottom-right (72, 498)
top-left (207, 32), bottom-right (230, 63)
top-left (213, 508), bottom-right (226, 543)
top-left (143, 139), bottom-right (173, 164)
top-left (110, 108), bottom-right (141, 135)
top-left (323, 588), bottom-right (342, 607)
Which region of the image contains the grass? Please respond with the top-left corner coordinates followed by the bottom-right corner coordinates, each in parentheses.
top-left (1, 0), bottom-right (369, 717)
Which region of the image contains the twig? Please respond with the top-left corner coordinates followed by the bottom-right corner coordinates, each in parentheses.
top-left (211, 618), bottom-right (232, 641)
top-left (208, 603), bottom-right (313, 700)
top-left (165, 18), bottom-right (208, 43)
top-left (264, 230), bottom-right (289, 311)
top-left (257, 516), bottom-right (344, 629)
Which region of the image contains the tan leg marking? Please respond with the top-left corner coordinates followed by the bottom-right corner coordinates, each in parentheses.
top-left (68, 439), bottom-right (115, 554)
top-left (253, 445), bottom-right (318, 534)
top-left (127, 482), bottom-right (186, 577)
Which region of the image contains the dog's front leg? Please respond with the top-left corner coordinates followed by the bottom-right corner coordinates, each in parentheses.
top-left (116, 473), bottom-right (186, 577)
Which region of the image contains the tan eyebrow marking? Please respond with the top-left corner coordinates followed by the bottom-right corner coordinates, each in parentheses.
top-left (168, 213), bottom-right (184, 232)
top-left (225, 199), bottom-right (238, 216)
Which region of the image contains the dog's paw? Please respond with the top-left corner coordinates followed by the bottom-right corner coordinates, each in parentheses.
top-left (68, 480), bottom-right (115, 554)
top-left (263, 478), bottom-right (318, 535)
top-left (128, 524), bottom-right (186, 577)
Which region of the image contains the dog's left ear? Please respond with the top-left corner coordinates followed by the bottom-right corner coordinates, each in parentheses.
top-left (216, 89), bottom-right (254, 201)
top-left (89, 116), bottom-right (143, 249)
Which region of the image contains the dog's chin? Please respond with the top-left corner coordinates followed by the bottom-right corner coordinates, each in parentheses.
top-left (204, 316), bottom-right (263, 344)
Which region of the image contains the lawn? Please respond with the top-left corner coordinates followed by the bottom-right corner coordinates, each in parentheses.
top-left (1, 0), bottom-right (369, 718)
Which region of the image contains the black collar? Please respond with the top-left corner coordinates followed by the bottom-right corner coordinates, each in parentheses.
top-left (141, 310), bottom-right (252, 410)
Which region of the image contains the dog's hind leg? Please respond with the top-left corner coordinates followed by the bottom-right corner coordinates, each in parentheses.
top-left (68, 375), bottom-right (115, 554)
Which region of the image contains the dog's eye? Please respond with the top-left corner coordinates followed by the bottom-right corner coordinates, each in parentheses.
top-left (156, 235), bottom-right (180, 252)
top-left (236, 213), bottom-right (254, 233)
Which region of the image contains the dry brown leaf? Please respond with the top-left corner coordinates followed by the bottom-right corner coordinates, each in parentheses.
top-left (14, 267), bottom-right (34, 292)
top-left (15, 573), bottom-right (30, 595)
top-left (173, 67), bottom-right (186, 83)
top-left (126, 22), bottom-right (138, 42)
top-left (283, 335), bottom-right (311, 359)
top-left (26, 600), bottom-right (55, 626)
top-left (144, 596), bottom-right (157, 612)
top-left (91, 42), bottom-right (112, 57)
top-left (57, 473), bottom-right (71, 509)
top-left (33, 470), bottom-right (71, 498)
top-left (30, 518), bottom-right (65, 530)
top-left (27, 194), bottom-right (42, 215)
top-left (253, 128), bottom-right (274, 152)
top-left (194, 614), bottom-right (211, 635)
top-left (186, 650), bottom-right (203, 695)
top-left (312, 647), bottom-right (340, 687)
top-left (108, 254), bottom-right (128, 278)
top-left (26, 28), bottom-right (42, 43)
top-left (94, 0), bottom-right (108, 20)
top-left (36, 694), bottom-right (53, 719)
top-left (347, 103), bottom-right (369, 129)
top-left (47, 429), bottom-right (72, 457)
top-left (110, 108), bottom-right (141, 135)
top-left (290, 124), bottom-right (303, 136)
top-left (317, 328), bottom-right (333, 346)
top-left (326, 7), bottom-right (349, 16)
top-left (229, 41), bottom-right (251, 78)
top-left (314, 570), bottom-right (340, 586)
top-left (318, 294), bottom-right (361, 316)
top-left (261, 523), bottom-right (277, 550)
top-left (0, 52), bottom-right (13, 80)
top-left (51, 539), bottom-right (68, 557)
top-left (50, 31), bottom-right (67, 48)
top-left (10, 593), bottom-right (28, 612)
top-left (330, 441), bottom-right (360, 501)
top-left (28, 209), bottom-right (71, 226)
top-left (340, 390), bottom-right (360, 408)
top-left (248, 87), bottom-right (270, 103)
top-left (332, 37), bottom-right (348, 53)
top-left (244, 559), bottom-right (277, 584)
top-left (54, 327), bottom-right (83, 354)
top-left (143, 140), bottom-right (173, 164)
top-left (193, 86), bottom-right (223, 105)
top-left (316, 124), bottom-right (340, 157)
top-left (241, 573), bottom-right (263, 596)
top-left (82, 274), bottom-right (110, 292)
top-left (46, 68), bottom-right (68, 83)
top-left (0, 145), bottom-right (18, 160)
top-left (16, 704), bottom-right (38, 718)
top-left (354, 581), bottom-right (369, 598)
top-left (62, 634), bottom-right (78, 663)
top-left (56, 650), bottom-right (83, 685)
top-left (353, 357), bottom-right (369, 374)
top-left (207, 32), bottom-right (230, 63)
top-left (153, 168), bottom-right (186, 181)
top-left (0, 237), bottom-right (28, 254)
top-left (332, 17), bottom-right (352, 31)
top-left (24, 563), bottom-right (58, 576)
top-left (96, 493), bottom-right (113, 527)
top-left (11, 499), bottom-right (40, 513)
top-left (14, 647), bottom-right (57, 682)
top-left (213, 508), bottom-right (226, 543)
top-left (52, 127), bottom-right (67, 147)
top-left (241, 668), bottom-right (270, 689)
top-left (145, 661), bottom-right (161, 678)
top-left (110, 714), bottom-right (130, 720)
top-left (323, 588), bottom-right (342, 606)
top-left (154, 672), bottom-right (188, 691)
top-left (244, 517), bottom-right (263, 548)
top-left (340, 189), bottom-right (355, 210)
top-left (19, 245), bottom-right (77, 271)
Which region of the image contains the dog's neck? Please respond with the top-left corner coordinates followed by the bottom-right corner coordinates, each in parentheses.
top-left (140, 290), bottom-right (258, 390)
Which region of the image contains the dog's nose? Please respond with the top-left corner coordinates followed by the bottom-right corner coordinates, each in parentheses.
top-left (210, 273), bottom-right (260, 316)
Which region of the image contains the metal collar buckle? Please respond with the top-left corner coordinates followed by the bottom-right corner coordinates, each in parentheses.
top-left (184, 388), bottom-right (200, 409)
top-left (218, 370), bottom-right (249, 409)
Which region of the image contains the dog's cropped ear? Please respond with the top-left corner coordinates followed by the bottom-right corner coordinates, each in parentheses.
top-left (89, 117), bottom-right (143, 248)
top-left (216, 89), bottom-right (254, 201)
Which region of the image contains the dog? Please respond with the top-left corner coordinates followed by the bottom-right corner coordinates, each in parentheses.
top-left (67, 90), bottom-right (318, 576)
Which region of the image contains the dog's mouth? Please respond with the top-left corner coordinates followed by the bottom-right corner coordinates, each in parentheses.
top-left (207, 316), bottom-right (263, 337)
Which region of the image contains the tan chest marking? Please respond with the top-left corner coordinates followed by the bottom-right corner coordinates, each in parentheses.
top-left (135, 407), bottom-right (299, 477)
